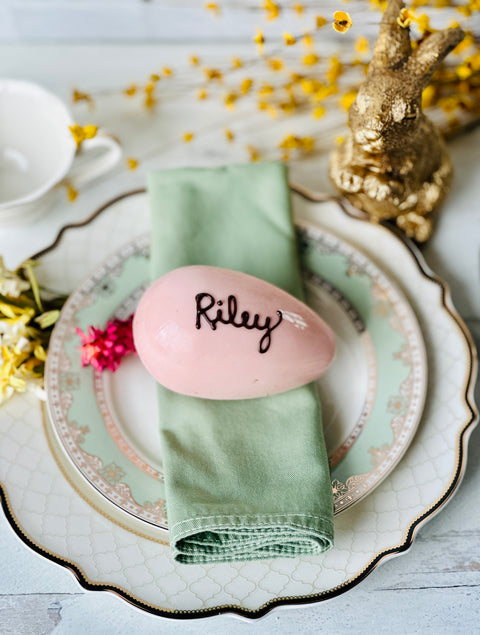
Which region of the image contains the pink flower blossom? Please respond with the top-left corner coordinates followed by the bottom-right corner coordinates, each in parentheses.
top-left (76, 315), bottom-right (135, 372)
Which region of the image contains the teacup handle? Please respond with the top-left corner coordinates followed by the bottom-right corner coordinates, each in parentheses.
top-left (69, 132), bottom-right (122, 188)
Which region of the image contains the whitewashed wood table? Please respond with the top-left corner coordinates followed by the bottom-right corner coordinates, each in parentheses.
top-left (1, 34), bottom-right (479, 633)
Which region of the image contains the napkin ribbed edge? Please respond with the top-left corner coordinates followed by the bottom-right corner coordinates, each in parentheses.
top-left (170, 513), bottom-right (334, 564)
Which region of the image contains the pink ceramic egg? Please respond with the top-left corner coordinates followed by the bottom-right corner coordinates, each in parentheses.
top-left (133, 265), bottom-right (335, 400)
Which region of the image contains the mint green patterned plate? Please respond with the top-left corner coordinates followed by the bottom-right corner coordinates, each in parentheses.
top-left (45, 222), bottom-right (427, 540)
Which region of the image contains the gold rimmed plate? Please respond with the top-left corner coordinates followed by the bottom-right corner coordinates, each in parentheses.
top-left (44, 223), bottom-right (427, 541)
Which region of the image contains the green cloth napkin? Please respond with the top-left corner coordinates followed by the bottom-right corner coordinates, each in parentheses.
top-left (148, 163), bottom-right (334, 564)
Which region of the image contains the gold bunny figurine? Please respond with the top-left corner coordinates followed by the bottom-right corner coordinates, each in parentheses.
top-left (329, 0), bottom-right (464, 242)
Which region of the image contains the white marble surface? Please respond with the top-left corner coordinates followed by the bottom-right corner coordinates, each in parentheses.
top-left (0, 41), bottom-right (479, 634)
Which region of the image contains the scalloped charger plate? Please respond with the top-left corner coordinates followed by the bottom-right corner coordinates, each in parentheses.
top-left (0, 188), bottom-right (477, 619)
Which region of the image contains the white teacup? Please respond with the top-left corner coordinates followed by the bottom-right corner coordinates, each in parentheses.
top-left (0, 79), bottom-right (122, 228)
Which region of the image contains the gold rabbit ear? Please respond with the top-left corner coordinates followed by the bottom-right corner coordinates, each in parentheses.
top-left (370, 0), bottom-right (411, 71)
top-left (409, 28), bottom-right (465, 90)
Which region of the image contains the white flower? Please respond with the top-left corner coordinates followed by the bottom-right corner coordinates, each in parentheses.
top-left (26, 378), bottom-right (46, 401)
top-left (0, 321), bottom-right (31, 351)
top-left (0, 278), bottom-right (30, 298)
top-left (0, 257), bottom-right (30, 298)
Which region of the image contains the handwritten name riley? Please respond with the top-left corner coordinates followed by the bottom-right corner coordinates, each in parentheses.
top-left (195, 292), bottom-right (283, 354)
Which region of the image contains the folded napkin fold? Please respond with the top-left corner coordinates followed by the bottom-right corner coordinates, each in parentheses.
top-left (148, 163), bottom-right (333, 564)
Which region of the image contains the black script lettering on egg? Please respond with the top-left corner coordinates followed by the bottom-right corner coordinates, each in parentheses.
top-left (195, 292), bottom-right (283, 353)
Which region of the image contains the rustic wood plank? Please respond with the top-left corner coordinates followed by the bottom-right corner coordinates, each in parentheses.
top-left (1, 1), bottom-right (382, 43)
top-left (0, 594), bottom-right (81, 635)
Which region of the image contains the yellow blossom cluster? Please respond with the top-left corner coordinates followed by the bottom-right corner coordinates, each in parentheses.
top-left (397, 8), bottom-right (414, 28)
top-left (68, 2), bottom-right (480, 167)
top-left (355, 37), bottom-right (370, 56)
top-left (65, 183), bottom-right (78, 202)
top-left (454, 0), bottom-right (480, 17)
top-left (333, 12), bottom-right (353, 34)
top-left (116, 68), bottom-right (172, 112)
top-left (268, 58), bottom-right (284, 72)
top-left (204, 2), bottom-right (221, 17)
top-left (263, 0), bottom-right (280, 21)
top-left (316, 16), bottom-right (327, 29)
top-left (196, 32), bottom-right (360, 127)
top-left (303, 53), bottom-right (320, 66)
top-left (293, 4), bottom-right (305, 17)
top-left (0, 258), bottom-right (63, 405)
top-left (203, 67), bottom-right (223, 82)
top-left (0, 302), bottom-right (44, 403)
top-left (126, 157), bottom-right (139, 170)
top-left (254, 28), bottom-right (265, 53)
top-left (69, 124), bottom-right (98, 148)
top-left (278, 134), bottom-right (315, 160)
top-left (423, 29), bottom-right (480, 128)
top-left (224, 128), bottom-right (235, 142)
top-left (72, 89), bottom-right (94, 108)
top-left (144, 82), bottom-right (157, 110)
top-left (124, 84), bottom-right (137, 97)
top-left (283, 32), bottom-right (297, 46)
top-left (241, 78), bottom-right (253, 94)
top-left (223, 92), bottom-right (238, 109)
